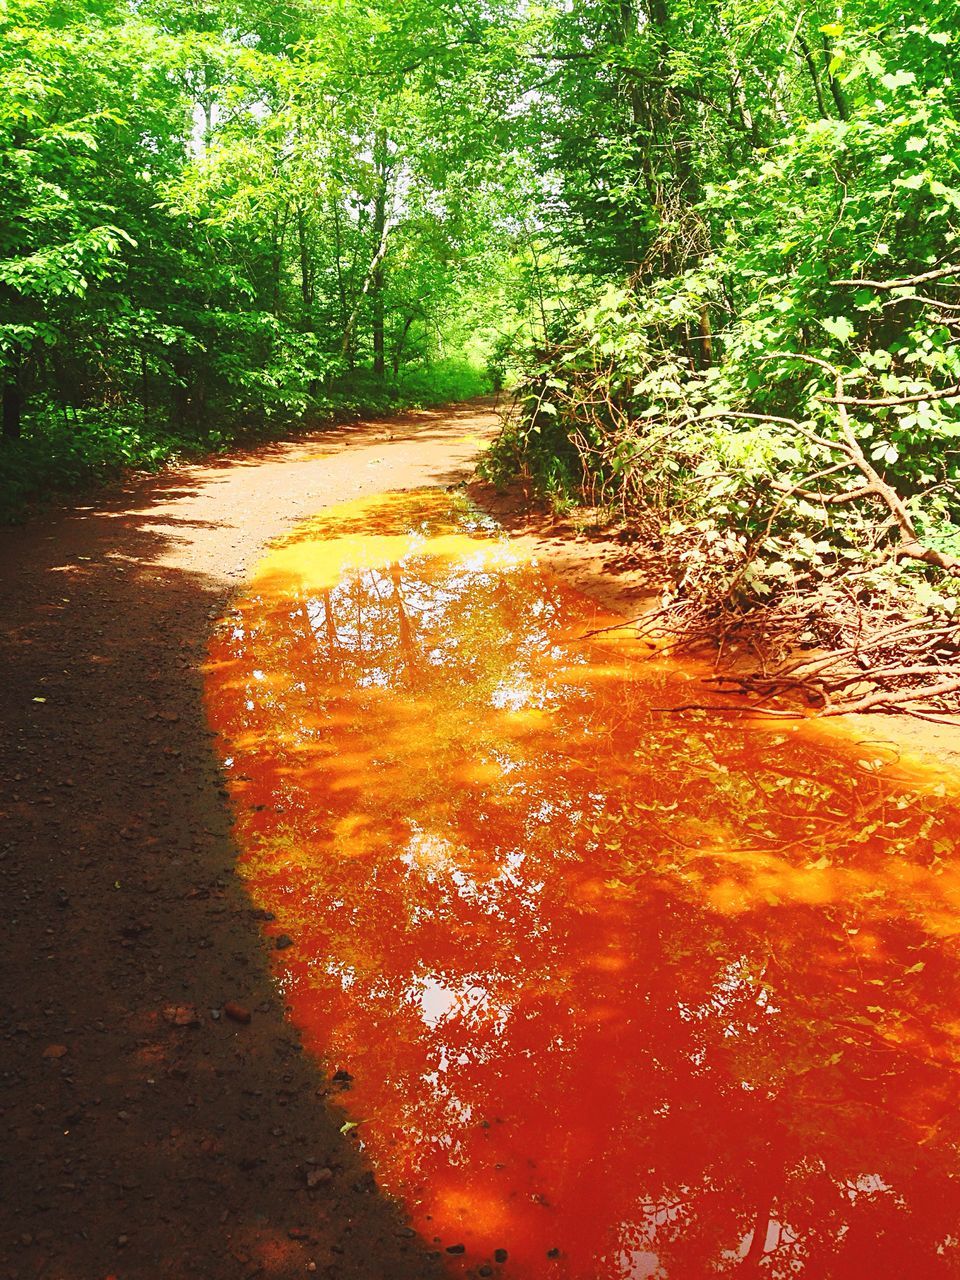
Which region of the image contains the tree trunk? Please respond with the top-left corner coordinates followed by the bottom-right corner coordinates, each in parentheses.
top-left (392, 311), bottom-right (417, 379)
top-left (270, 204), bottom-right (290, 317)
top-left (372, 260), bottom-right (386, 379)
top-left (797, 35), bottom-right (829, 119)
top-left (141, 349), bottom-right (149, 425)
top-left (3, 355), bottom-right (22, 440)
top-left (371, 133), bottom-right (388, 380)
top-left (297, 205), bottom-right (314, 327)
top-left (339, 214), bottom-right (393, 364)
top-left (340, 132), bottom-right (393, 369)
top-left (821, 34), bottom-right (849, 121)
top-left (698, 306), bottom-right (714, 369)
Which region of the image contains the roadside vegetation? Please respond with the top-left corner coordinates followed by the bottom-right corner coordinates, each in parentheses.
top-left (0, 0), bottom-right (511, 516)
top-left (482, 0), bottom-right (960, 718)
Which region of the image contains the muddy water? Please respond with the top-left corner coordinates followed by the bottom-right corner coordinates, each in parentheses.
top-left (205, 490), bottom-right (960, 1279)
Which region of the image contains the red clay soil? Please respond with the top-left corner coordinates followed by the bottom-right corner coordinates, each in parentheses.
top-left (3, 398), bottom-right (958, 1280)
top-left (0, 403), bottom-right (501, 1280)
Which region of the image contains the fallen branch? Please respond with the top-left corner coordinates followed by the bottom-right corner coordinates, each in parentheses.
top-left (501, 345), bottom-right (960, 722)
top-left (819, 676), bottom-right (960, 716)
top-left (649, 703), bottom-right (803, 717)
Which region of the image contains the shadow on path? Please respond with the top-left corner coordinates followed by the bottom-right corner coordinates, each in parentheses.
top-left (0, 404), bottom-right (498, 1280)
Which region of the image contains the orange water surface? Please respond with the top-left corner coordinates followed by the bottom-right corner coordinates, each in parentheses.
top-left (204, 490), bottom-right (960, 1279)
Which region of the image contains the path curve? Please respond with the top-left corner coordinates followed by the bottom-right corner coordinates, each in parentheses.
top-left (0, 401), bottom-right (498, 1280)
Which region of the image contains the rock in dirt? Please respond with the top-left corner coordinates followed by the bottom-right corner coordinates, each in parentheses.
top-left (163, 1004), bottom-right (201, 1028)
top-left (42, 1044), bottom-right (68, 1059)
top-left (224, 1001), bottom-right (251, 1024)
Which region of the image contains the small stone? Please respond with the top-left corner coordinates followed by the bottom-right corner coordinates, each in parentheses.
top-left (446, 1244), bottom-right (466, 1255)
top-left (42, 1044), bottom-right (68, 1059)
top-left (494, 1248), bottom-right (508, 1263)
top-left (275, 934), bottom-right (294, 950)
top-left (117, 1235), bottom-right (129, 1248)
top-left (224, 1002), bottom-right (251, 1025)
top-left (306, 1167), bottom-right (333, 1189)
top-left (163, 1005), bottom-right (201, 1028)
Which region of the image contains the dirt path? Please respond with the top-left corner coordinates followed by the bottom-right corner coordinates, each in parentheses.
top-left (0, 402), bottom-right (504, 1280)
top-left (2, 397), bottom-right (958, 1280)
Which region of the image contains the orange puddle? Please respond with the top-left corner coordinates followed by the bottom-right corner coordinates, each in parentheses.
top-left (205, 490), bottom-right (960, 1279)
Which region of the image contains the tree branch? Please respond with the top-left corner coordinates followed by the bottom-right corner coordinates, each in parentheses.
top-left (833, 265), bottom-right (960, 290)
top-left (820, 676), bottom-right (960, 716)
top-left (828, 382), bottom-right (960, 408)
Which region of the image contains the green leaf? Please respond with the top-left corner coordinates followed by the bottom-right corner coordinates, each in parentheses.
top-left (821, 316), bottom-right (856, 345)
top-left (880, 69), bottom-right (917, 91)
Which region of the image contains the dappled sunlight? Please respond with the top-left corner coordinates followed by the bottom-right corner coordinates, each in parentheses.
top-left (206, 489), bottom-right (960, 1279)
top-left (250, 492), bottom-right (529, 601)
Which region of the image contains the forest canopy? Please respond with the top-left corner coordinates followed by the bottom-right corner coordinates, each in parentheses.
top-left (0, 0), bottom-right (520, 505)
top-left (2, 0), bottom-right (959, 713)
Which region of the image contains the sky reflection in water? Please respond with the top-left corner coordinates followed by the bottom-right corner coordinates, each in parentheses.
top-left (204, 490), bottom-right (960, 1279)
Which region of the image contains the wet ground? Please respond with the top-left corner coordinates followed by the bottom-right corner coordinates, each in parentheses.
top-left (0, 405), bottom-right (499, 1280)
top-left (205, 489), bottom-right (960, 1280)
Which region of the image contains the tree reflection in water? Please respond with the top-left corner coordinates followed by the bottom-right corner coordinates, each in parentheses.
top-left (205, 490), bottom-right (960, 1279)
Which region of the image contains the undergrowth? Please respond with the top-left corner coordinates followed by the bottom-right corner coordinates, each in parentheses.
top-left (484, 271), bottom-right (960, 719)
top-left (1, 360), bottom-right (492, 522)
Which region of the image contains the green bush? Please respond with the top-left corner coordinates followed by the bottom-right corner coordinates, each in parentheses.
top-left (0, 361), bottom-right (495, 521)
top-left (0, 408), bottom-right (206, 522)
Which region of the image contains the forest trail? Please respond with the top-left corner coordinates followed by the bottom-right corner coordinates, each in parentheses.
top-left (4, 396), bottom-right (960, 1280)
top-left (0, 401), bottom-right (500, 1280)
